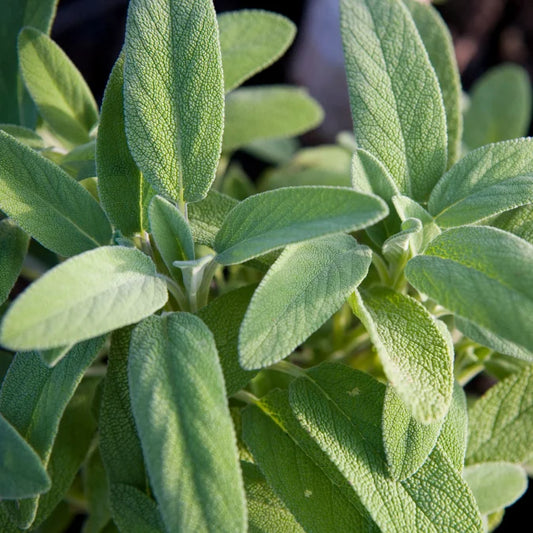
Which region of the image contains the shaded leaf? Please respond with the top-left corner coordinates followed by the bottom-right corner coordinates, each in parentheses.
top-left (0, 219), bottom-right (29, 305)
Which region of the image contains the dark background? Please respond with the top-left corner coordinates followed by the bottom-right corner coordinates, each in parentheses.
top-left (51, 0), bottom-right (532, 530)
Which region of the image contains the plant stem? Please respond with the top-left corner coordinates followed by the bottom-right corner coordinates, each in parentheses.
top-left (232, 390), bottom-right (260, 405)
top-left (271, 360), bottom-right (307, 378)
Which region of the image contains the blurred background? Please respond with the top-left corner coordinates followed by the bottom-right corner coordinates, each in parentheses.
top-left (50, 0), bottom-right (532, 530)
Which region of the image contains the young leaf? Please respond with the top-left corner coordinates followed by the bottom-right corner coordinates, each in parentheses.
top-left (340, 0), bottom-right (447, 201)
top-left (0, 247), bottom-right (167, 351)
top-left (0, 219), bottom-right (29, 305)
top-left (0, 131), bottom-right (112, 257)
top-left (464, 462), bottom-right (528, 516)
top-left (466, 365), bottom-right (533, 465)
top-left (404, 0), bottom-right (462, 167)
top-left (463, 65), bottom-right (532, 150)
top-left (214, 186), bottom-right (388, 265)
top-left (223, 87), bottom-right (323, 152)
top-left (350, 287), bottom-right (454, 424)
top-left (406, 226), bottom-right (533, 356)
top-left (219, 10), bottom-right (296, 93)
top-left (197, 285), bottom-right (258, 396)
top-left (0, 413), bottom-right (51, 499)
top-left (289, 364), bottom-right (483, 533)
top-left (124, 0), bottom-right (224, 204)
top-left (239, 235), bottom-right (372, 369)
top-left (428, 139), bottom-right (533, 227)
top-left (18, 28), bottom-right (99, 147)
top-left (128, 313), bottom-right (246, 533)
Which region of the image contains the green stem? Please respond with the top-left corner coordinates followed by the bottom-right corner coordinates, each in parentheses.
top-left (161, 275), bottom-right (188, 311)
top-left (372, 252), bottom-right (391, 285)
top-left (271, 360), bottom-right (307, 379)
top-left (232, 390), bottom-right (260, 405)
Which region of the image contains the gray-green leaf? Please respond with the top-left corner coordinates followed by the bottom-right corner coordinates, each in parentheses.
top-left (0, 219), bottom-right (29, 305)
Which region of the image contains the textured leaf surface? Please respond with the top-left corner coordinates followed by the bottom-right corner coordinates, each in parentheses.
top-left (493, 205), bottom-right (533, 244)
top-left (83, 449), bottom-right (111, 533)
top-left (223, 86), bottom-right (323, 152)
top-left (124, 0), bottom-right (224, 203)
top-left (219, 10), bottom-right (295, 93)
top-left (0, 130), bottom-right (111, 257)
top-left (466, 365), bottom-right (533, 465)
top-left (464, 65), bottom-right (532, 150)
top-left (128, 313), bottom-right (246, 533)
top-left (240, 235), bottom-right (371, 369)
top-left (0, 247), bottom-right (167, 350)
top-left (289, 364), bottom-right (483, 533)
top-left (340, 0), bottom-right (447, 201)
top-left (351, 287), bottom-right (453, 423)
top-left (0, 125), bottom-right (44, 149)
top-left (214, 186), bottom-right (387, 265)
top-left (60, 141), bottom-right (96, 181)
top-left (0, 219), bottom-right (29, 305)
top-left (19, 28), bottom-right (98, 146)
top-left (406, 226), bottom-right (533, 356)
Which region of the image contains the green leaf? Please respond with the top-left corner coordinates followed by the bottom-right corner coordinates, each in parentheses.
top-left (404, 0), bottom-right (462, 167)
top-left (464, 462), bottom-right (528, 515)
top-left (110, 484), bottom-right (165, 533)
top-left (429, 139), bottom-right (533, 227)
top-left (0, 219), bottom-right (29, 305)
top-left (350, 287), bottom-right (454, 423)
top-left (214, 186), bottom-right (388, 265)
top-left (0, 0), bottom-right (57, 124)
top-left (0, 131), bottom-right (112, 256)
top-left (219, 10), bottom-right (296, 93)
top-left (492, 204), bottom-right (533, 244)
top-left (0, 247), bottom-right (167, 351)
top-left (239, 235), bottom-right (372, 369)
top-left (340, 0), bottom-right (447, 201)
top-left (242, 461), bottom-right (305, 533)
top-left (18, 28), bottom-right (98, 147)
top-left (149, 196), bottom-right (195, 276)
top-left (289, 364), bottom-right (483, 533)
top-left (463, 64), bottom-right (532, 150)
top-left (83, 449), bottom-right (112, 533)
top-left (466, 364), bottom-right (533, 465)
top-left (405, 226), bottom-right (533, 356)
top-left (197, 285), bottom-right (258, 396)
top-left (60, 141), bottom-right (96, 180)
top-left (124, 0), bottom-right (224, 204)
top-left (97, 54), bottom-right (151, 236)
top-left (244, 137), bottom-right (298, 165)
top-left (223, 86), bottom-right (323, 152)
top-left (0, 413), bottom-right (51, 499)
top-left (0, 124), bottom-right (45, 149)
top-left (39, 344), bottom-right (74, 367)
top-left (128, 313), bottom-right (246, 533)
top-left (242, 391), bottom-right (379, 533)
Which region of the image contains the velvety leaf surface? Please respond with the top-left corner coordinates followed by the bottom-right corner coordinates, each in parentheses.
top-left (124, 0), bottom-right (224, 203)
top-left (214, 186), bottom-right (388, 265)
top-left (219, 10), bottom-right (295, 93)
top-left (128, 313), bottom-right (246, 533)
top-left (0, 247), bottom-right (167, 350)
top-left (0, 125), bottom-right (44, 149)
top-left (492, 205), bottom-right (533, 244)
top-left (83, 449), bottom-right (112, 533)
top-left (0, 219), bottom-right (29, 305)
top-left (60, 141), bottom-right (96, 181)
top-left (340, 0), bottom-right (447, 201)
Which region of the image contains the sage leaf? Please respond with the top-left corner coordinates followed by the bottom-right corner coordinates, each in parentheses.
top-left (464, 462), bottom-right (528, 515)
top-left (0, 413), bottom-right (50, 499)
top-left (350, 287), bottom-right (454, 423)
top-left (18, 28), bottom-right (99, 147)
top-left (223, 87), bottom-right (323, 152)
top-left (466, 364), bottom-right (533, 465)
top-left (83, 449), bottom-right (112, 533)
top-left (0, 247), bottom-right (167, 351)
top-left (464, 65), bottom-right (532, 150)
top-left (97, 55), bottom-right (150, 236)
top-left (0, 130), bottom-right (112, 257)
top-left (219, 10), bottom-right (296, 93)
top-left (60, 141), bottom-right (96, 181)
top-left (289, 364), bottom-right (483, 533)
top-left (124, 0), bottom-right (224, 204)
top-left (493, 205), bottom-right (533, 244)
top-left (128, 313), bottom-right (246, 533)
top-left (239, 235), bottom-right (372, 369)
top-left (39, 344), bottom-right (74, 368)
top-left (214, 186), bottom-right (388, 265)
top-left (405, 226), bottom-right (533, 356)
top-left (340, 0), bottom-right (447, 201)
top-left (0, 124), bottom-right (44, 149)
top-left (0, 219), bottom-right (29, 305)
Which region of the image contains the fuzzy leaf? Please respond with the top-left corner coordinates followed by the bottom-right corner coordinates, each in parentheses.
top-left (0, 219), bottom-right (29, 305)
top-left (128, 313), bottom-right (246, 533)
top-left (0, 125), bottom-right (44, 149)
top-left (214, 186), bottom-right (388, 265)
top-left (406, 226), bottom-right (533, 356)
top-left (223, 86), bottom-right (323, 152)
top-left (340, 0), bottom-right (447, 201)
top-left (219, 10), bottom-right (296, 93)
top-left (124, 0), bottom-right (224, 203)
top-left (0, 130), bottom-right (112, 257)
top-left (0, 247), bottom-right (167, 351)
top-left (240, 235), bottom-right (371, 369)
top-left (83, 449), bottom-right (112, 533)
top-left (493, 205), bottom-right (533, 244)
top-left (60, 141), bottom-right (96, 180)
